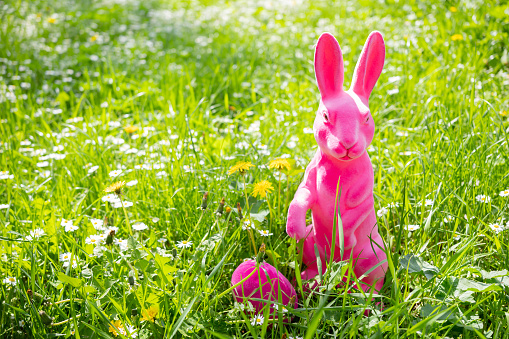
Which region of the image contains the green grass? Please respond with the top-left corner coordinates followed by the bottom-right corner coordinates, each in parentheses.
top-left (1, 0), bottom-right (509, 337)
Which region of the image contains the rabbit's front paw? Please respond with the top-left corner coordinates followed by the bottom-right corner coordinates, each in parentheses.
top-left (286, 213), bottom-right (307, 241)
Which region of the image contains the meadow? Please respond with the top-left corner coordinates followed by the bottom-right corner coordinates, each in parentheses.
top-left (1, 0), bottom-right (509, 338)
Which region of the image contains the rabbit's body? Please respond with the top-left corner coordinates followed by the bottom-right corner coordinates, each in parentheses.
top-left (230, 32), bottom-right (388, 312)
top-left (287, 32), bottom-right (388, 292)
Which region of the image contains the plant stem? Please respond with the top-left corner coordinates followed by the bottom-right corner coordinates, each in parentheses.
top-left (242, 175), bottom-right (250, 214)
top-left (241, 175), bottom-right (257, 255)
top-left (54, 298), bottom-right (84, 305)
top-left (51, 314), bottom-right (82, 326)
top-left (119, 195), bottom-right (133, 236)
top-left (267, 197), bottom-right (274, 232)
top-left (278, 171), bottom-right (281, 219)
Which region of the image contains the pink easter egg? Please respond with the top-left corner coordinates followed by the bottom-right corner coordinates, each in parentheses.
top-left (231, 260), bottom-right (297, 313)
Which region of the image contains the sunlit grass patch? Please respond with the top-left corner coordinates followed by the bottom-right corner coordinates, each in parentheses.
top-left (1, 0), bottom-right (509, 338)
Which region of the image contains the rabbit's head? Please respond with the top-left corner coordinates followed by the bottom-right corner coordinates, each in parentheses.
top-left (313, 32), bottom-right (385, 161)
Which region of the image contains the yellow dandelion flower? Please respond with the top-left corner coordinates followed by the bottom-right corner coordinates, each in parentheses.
top-left (104, 181), bottom-right (125, 195)
top-left (124, 126), bottom-right (139, 133)
top-left (449, 6), bottom-right (457, 12)
top-left (268, 158), bottom-right (291, 171)
top-left (228, 161), bottom-right (254, 175)
top-left (108, 319), bottom-right (123, 337)
top-left (141, 305), bottom-right (158, 322)
top-left (47, 17), bottom-right (56, 24)
top-left (500, 111), bottom-right (507, 117)
top-left (252, 180), bottom-right (274, 198)
top-left (451, 34), bottom-right (463, 41)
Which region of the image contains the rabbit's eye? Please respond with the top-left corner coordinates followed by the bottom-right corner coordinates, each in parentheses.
top-left (322, 110), bottom-right (329, 122)
top-left (364, 115), bottom-right (370, 124)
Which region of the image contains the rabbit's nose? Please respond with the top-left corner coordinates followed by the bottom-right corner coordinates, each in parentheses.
top-left (340, 138), bottom-right (356, 150)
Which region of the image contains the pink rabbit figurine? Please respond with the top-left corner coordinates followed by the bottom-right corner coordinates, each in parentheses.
top-left (286, 31), bottom-right (388, 293)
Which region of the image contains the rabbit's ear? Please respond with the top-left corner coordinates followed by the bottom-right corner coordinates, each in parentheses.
top-left (351, 31), bottom-right (385, 99)
top-left (314, 33), bottom-right (344, 100)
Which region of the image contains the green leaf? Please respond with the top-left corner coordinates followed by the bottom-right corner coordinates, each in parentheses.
top-left (421, 304), bottom-right (456, 323)
top-left (57, 272), bottom-right (83, 288)
top-left (479, 269), bottom-right (508, 279)
top-left (84, 285), bottom-right (97, 294)
top-left (55, 91), bottom-right (70, 104)
top-left (399, 254), bottom-right (439, 279)
top-left (154, 254), bottom-right (178, 276)
top-left (456, 278), bottom-right (502, 293)
top-left (128, 236), bottom-right (137, 250)
top-left (250, 210), bottom-right (269, 222)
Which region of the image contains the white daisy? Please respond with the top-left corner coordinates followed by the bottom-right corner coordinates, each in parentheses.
top-left (377, 207), bottom-right (388, 217)
top-left (242, 219), bottom-right (254, 230)
top-left (0, 170), bottom-right (14, 180)
top-left (112, 201), bottom-right (133, 208)
top-left (126, 179), bottom-right (138, 187)
top-left (109, 169), bottom-right (123, 178)
top-left (115, 239), bottom-right (128, 252)
top-left (475, 195), bottom-right (491, 203)
top-left (132, 222), bottom-right (148, 231)
top-left (90, 218), bottom-right (104, 230)
top-left (499, 189), bottom-right (509, 197)
top-left (102, 194), bottom-right (120, 203)
top-left (176, 240), bottom-right (192, 249)
top-left (258, 229), bottom-right (273, 237)
top-left (61, 218), bottom-right (74, 228)
top-left (85, 235), bottom-right (103, 245)
top-left (65, 223), bottom-right (79, 232)
top-left (29, 228), bottom-right (45, 239)
top-left (37, 161), bottom-right (49, 168)
top-left (88, 165), bottom-right (99, 174)
top-left (488, 223), bottom-right (504, 234)
top-left (424, 199), bottom-right (433, 206)
top-left (273, 304), bottom-right (288, 313)
top-left (443, 216), bottom-right (454, 223)
top-left (404, 224), bottom-right (420, 231)
top-left (3, 277), bottom-right (17, 286)
top-left (60, 252), bottom-right (72, 262)
top-left (250, 314), bottom-right (264, 326)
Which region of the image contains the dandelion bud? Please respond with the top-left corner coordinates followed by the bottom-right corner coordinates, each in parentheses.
top-left (224, 206), bottom-right (232, 220)
top-left (289, 295), bottom-right (296, 307)
top-left (216, 198), bottom-right (225, 215)
top-left (27, 289), bottom-right (44, 304)
top-left (256, 243), bottom-right (266, 264)
top-left (201, 192), bottom-right (209, 210)
top-left (281, 334), bottom-right (287, 339)
top-left (237, 203), bottom-right (243, 220)
top-left (105, 229), bottom-right (115, 246)
top-left (39, 310), bottom-right (53, 326)
top-left (128, 275), bottom-right (135, 286)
